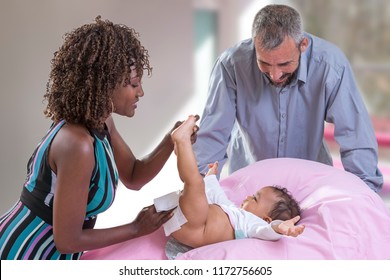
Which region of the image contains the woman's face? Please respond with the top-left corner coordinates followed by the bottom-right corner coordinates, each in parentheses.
top-left (112, 67), bottom-right (144, 118)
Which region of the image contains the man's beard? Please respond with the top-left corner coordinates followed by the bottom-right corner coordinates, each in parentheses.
top-left (264, 67), bottom-right (298, 88)
top-left (264, 54), bottom-right (301, 88)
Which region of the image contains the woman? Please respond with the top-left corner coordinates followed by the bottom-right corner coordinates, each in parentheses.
top-left (0, 16), bottom-right (193, 260)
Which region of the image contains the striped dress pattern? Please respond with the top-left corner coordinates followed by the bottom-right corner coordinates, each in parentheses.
top-left (0, 120), bottom-right (118, 259)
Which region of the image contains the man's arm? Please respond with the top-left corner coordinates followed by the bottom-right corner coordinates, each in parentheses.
top-left (326, 63), bottom-right (383, 192)
top-left (193, 58), bottom-right (238, 176)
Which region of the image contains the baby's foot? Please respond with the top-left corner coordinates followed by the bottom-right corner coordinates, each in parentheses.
top-left (205, 161), bottom-right (219, 176)
top-left (171, 115), bottom-right (198, 143)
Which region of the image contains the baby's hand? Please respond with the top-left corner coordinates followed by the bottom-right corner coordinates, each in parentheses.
top-left (205, 161), bottom-right (218, 176)
top-left (275, 215), bottom-right (305, 237)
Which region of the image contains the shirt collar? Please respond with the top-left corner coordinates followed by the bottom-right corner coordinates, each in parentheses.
top-left (296, 34), bottom-right (312, 85)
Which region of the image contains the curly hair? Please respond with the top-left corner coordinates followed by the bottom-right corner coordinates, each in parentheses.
top-left (43, 16), bottom-right (152, 130)
top-left (268, 185), bottom-right (301, 221)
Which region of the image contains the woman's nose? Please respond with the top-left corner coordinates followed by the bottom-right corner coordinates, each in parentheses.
top-left (136, 87), bottom-right (144, 98)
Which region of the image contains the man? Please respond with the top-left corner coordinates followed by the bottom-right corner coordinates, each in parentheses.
top-left (193, 4), bottom-right (383, 192)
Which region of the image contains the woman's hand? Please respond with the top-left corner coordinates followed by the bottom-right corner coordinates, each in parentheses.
top-left (131, 204), bottom-right (175, 237)
top-left (170, 115), bottom-right (200, 145)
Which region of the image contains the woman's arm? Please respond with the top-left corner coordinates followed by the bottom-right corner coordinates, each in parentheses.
top-left (50, 124), bottom-right (174, 253)
top-left (106, 116), bottom-right (179, 190)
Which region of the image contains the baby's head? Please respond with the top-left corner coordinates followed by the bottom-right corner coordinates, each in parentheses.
top-left (268, 185), bottom-right (301, 220)
top-left (241, 185), bottom-right (301, 223)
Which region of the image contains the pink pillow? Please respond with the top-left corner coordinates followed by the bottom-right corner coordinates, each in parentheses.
top-left (82, 158), bottom-right (390, 260)
top-left (177, 158), bottom-right (390, 259)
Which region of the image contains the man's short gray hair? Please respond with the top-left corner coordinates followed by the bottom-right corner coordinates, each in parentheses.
top-left (252, 4), bottom-right (304, 50)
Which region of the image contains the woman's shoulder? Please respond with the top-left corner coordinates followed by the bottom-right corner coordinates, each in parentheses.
top-left (51, 123), bottom-right (95, 157)
top-left (59, 122), bottom-right (93, 139)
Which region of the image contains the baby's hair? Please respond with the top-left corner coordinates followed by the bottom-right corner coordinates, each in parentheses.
top-left (268, 185), bottom-right (301, 221)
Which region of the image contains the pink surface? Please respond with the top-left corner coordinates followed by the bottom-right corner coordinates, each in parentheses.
top-left (81, 158), bottom-right (390, 260)
top-left (81, 227), bottom-right (168, 260)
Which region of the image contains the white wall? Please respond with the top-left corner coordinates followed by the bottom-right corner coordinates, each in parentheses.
top-left (0, 0), bottom-right (266, 226)
top-left (0, 0), bottom-right (194, 215)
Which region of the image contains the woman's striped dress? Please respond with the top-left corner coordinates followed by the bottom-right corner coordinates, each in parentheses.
top-left (0, 120), bottom-right (118, 259)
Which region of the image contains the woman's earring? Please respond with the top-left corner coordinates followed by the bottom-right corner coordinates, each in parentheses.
top-left (111, 100), bottom-right (115, 113)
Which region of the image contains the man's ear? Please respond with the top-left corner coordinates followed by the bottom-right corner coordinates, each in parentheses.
top-left (300, 37), bottom-right (309, 53)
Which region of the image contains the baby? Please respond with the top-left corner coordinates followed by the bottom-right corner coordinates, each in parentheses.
top-left (167, 115), bottom-right (305, 249)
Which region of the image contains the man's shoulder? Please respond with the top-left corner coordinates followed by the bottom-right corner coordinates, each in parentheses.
top-left (307, 33), bottom-right (348, 64)
top-left (219, 38), bottom-right (254, 63)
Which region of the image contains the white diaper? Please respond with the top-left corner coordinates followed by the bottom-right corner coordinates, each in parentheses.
top-left (153, 190), bottom-right (187, 236)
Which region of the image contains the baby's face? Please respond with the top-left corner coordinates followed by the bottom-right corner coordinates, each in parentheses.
top-left (240, 186), bottom-right (278, 220)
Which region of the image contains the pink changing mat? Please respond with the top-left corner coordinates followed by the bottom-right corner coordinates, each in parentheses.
top-left (81, 158), bottom-right (390, 260)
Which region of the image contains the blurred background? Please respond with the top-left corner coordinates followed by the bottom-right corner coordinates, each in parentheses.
top-left (0, 0), bottom-right (389, 227)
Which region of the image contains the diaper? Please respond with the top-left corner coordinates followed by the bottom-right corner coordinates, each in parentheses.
top-left (153, 190), bottom-right (187, 236)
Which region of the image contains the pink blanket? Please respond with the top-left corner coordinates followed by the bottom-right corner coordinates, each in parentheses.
top-left (81, 158), bottom-right (390, 260)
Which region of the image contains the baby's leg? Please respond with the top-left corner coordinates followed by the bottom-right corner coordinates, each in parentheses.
top-left (178, 176), bottom-right (209, 229)
top-left (171, 116), bottom-right (210, 243)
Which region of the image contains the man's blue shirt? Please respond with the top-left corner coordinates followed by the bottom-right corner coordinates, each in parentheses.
top-left (193, 33), bottom-right (383, 192)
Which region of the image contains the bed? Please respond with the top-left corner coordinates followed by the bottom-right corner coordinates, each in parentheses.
top-left (81, 158), bottom-right (390, 260)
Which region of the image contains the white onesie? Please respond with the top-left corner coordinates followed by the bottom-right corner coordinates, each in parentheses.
top-left (204, 175), bottom-right (282, 241)
top-left (155, 175), bottom-right (282, 241)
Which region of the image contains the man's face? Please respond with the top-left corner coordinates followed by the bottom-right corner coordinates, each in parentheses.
top-left (255, 36), bottom-right (307, 88)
